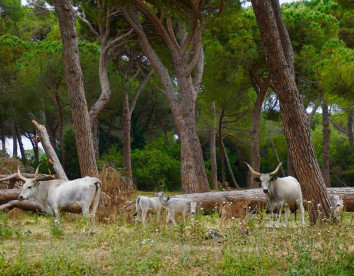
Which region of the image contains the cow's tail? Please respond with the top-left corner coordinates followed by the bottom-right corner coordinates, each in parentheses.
top-left (90, 180), bottom-right (102, 214)
top-left (136, 196), bottom-right (142, 217)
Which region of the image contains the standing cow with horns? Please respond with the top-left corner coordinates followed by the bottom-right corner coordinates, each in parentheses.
top-left (245, 162), bottom-right (305, 228)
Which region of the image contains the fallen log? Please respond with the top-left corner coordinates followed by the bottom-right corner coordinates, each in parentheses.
top-left (170, 187), bottom-right (354, 212)
top-left (0, 173), bottom-right (55, 183)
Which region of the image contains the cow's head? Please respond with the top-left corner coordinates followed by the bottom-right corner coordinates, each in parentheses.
top-left (330, 194), bottom-right (344, 214)
top-left (188, 201), bottom-right (198, 215)
top-left (245, 162), bottom-right (283, 194)
top-left (18, 165), bottom-right (40, 200)
top-left (156, 192), bottom-right (166, 203)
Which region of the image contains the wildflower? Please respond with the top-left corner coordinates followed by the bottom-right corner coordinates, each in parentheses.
top-left (155, 229), bottom-right (159, 232)
top-left (317, 203), bottom-right (321, 207)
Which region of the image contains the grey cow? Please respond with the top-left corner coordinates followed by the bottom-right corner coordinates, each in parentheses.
top-left (165, 197), bottom-right (198, 226)
top-left (135, 192), bottom-right (166, 226)
top-left (246, 162), bottom-right (305, 228)
top-left (18, 166), bottom-right (101, 233)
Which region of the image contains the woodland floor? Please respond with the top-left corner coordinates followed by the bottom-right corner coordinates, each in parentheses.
top-left (0, 203), bottom-right (353, 275)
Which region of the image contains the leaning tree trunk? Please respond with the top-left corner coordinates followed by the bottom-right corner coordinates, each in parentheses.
top-left (252, 0), bottom-right (333, 223)
top-left (221, 140), bottom-right (240, 189)
top-left (53, 0), bottom-right (98, 178)
top-left (210, 102), bottom-right (218, 190)
top-left (15, 123), bottom-right (26, 163)
top-left (218, 110), bottom-right (226, 188)
top-left (10, 120), bottom-right (18, 158)
top-left (322, 101), bottom-right (331, 187)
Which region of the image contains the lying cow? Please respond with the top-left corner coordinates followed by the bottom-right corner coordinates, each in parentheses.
top-left (165, 197), bottom-right (197, 226)
top-left (18, 166), bottom-right (101, 233)
top-left (245, 162), bottom-right (305, 228)
top-left (135, 192), bottom-right (165, 226)
top-left (218, 201), bottom-right (249, 230)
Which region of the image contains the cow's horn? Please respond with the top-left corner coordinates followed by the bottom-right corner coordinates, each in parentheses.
top-left (244, 162), bottom-right (261, 177)
top-left (33, 164), bottom-right (41, 181)
top-left (17, 166), bottom-right (27, 182)
top-left (270, 162), bottom-right (283, 176)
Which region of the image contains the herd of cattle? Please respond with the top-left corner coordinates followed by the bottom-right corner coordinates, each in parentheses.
top-left (15, 163), bottom-right (344, 233)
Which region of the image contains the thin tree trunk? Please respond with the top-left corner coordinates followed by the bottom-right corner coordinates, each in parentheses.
top-left (221, 140), bottom-right (240, 189)
top-left (122, 90), bottom-right (132, 181)
top-left (322, 101), bottom-right (331, 187)
top-left (287, 149), bottom-right (295, 177)
top-left (15, 123), bottom-right (26, 163)
top-left (53, 0), bottom-right (98, 178)
top-left (53, 93), bottom-right (66, 166)
top-left (218, 110), bottom-right (226, 188)
top-left (270, 136), bottom-right (285, 176)
top-left (0, 116), bottom-right (6, 154)
top-left (348, 111), bottom-right (354, 152)
top-left (210, 101), bottom-right (218, 190)
top-left (252, 0), bottom-right (333, 223)
top-left (11, 120), bottom-right (18, 158)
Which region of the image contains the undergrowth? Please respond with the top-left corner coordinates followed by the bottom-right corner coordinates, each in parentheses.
top-left (0, 209), bottom-right (352, 275)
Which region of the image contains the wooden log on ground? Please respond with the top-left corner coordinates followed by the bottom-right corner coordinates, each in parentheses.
top-left (0, 188), bottom-right (22, 204)
top-left (170, 187), bottom-right (354, 212)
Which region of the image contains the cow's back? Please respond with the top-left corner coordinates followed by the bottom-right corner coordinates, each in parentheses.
top-left (273, 176), bottom-right (302, 203)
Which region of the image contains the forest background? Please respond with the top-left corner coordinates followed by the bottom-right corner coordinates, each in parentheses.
top-left (0, 0), bottom-right (353, 192)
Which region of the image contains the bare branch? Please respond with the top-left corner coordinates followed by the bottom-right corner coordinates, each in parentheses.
top-left (77, 11), bottom-right (99, 38)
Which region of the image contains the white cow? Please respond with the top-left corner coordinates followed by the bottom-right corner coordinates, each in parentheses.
top-left (245, 162), bottom-right (305, 228)
top-left (135, 192), bottom-right (165, 226)
top-left (18, 166), bottom-right (101, 232)
top-left (165, 197), bottom-right (198, 226)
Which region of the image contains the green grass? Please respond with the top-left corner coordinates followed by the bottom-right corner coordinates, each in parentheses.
top-left (0, 210), bottom-right (353, 275)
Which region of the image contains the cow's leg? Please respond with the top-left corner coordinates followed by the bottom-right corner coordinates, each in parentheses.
top-left (53, 207), bottom-right (61, 228)
top-left (268, 205), bottom-right (275, 228)
top-left (170, 211), bottom-right (178, 226)
top-left (276, 202), bottom-right (283, 228)
top-left (284, 206), bottom-right (290, 227)
top-left (141, 209), bottom-right (148, 227)
top-left (297, 199), bottom-right (305, 227)
top-left (166, 209), bottom-right (171, 224)
top-left (81, 204), bottom-right (91, 233)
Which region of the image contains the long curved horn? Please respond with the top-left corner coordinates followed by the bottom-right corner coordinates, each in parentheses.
top-left (17, 166), bottom-right (27, 182)
top-left (33, 164), bottom-right (41, 181)
top-left (244, 162), bottom-right (261, 177)
top-left (270, 162), bottom-right (283, 176)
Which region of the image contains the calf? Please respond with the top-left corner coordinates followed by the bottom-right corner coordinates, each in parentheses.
top-left (330, 194), bottom-right (344, 219)
top-left (218, 201), bottom-right (249, 230)
top-left (246, 162), bottom-right (305, 228)
top-left (18, 166), bottom-right (101, 232)
top-left (135, 192), bottom-right (165, 226)
top-left (165, 198), bottom-right (197, 226)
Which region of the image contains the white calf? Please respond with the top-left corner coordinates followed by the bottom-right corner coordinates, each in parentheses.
top-left (136, 192), bottom-right (165, 226)
top-left (165, 198), bottom-right (197, 226)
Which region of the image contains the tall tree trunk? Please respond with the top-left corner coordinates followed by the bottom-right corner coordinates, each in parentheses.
top-left (210, 101), bottom-right (218, 190)
top-left (15, 123), bottom-right (26, 163)
top-left (122, 90), bottom-right (133, 181)
top-left (221, 140), bottom-right (240, 189)
top-left (252, 0), bottom-right (333, 223)
top-left (322, 101), bottom-right (331, 187)
top-left (218, 110), bottom-right (226, 188)
top-left (53, 0), bottom-right (98, 177)
top-left (10, 120), bottom-right (17, 158)
top-left (348, 111), bottom-right (354, 152)
top-left (123, 6), bottom-right (210, 193)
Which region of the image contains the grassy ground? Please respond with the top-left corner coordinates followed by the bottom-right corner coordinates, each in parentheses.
top-left (0, 205), bottom-right (353, 275)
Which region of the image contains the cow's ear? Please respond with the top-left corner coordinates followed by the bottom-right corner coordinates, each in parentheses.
top-left (270, 176), bottom-right (277, 182)
top-left (34, 181), bottom-right (40, 187)
top-left (254, 177), bottom-right (261, 183)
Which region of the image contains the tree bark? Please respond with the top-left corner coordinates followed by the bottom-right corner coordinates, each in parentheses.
top-left (221, 140), bottom-right (240, 189)
top-left (123, 5), bottom-right (210, 193)
top-left (252, 0), bottom-right (333, 223)
top-left (348, 111), bottom-right (354, 152)
top-left (322, 101), bottom-right (331, 187)
top-left (54, 92), bottom-right (66, 166)
top-left (210, 101), bottom-right (218, 190)
top-left (287, 149), bottom-right (295, 177)
top-left (53, 0), bottom-right (98, 178)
